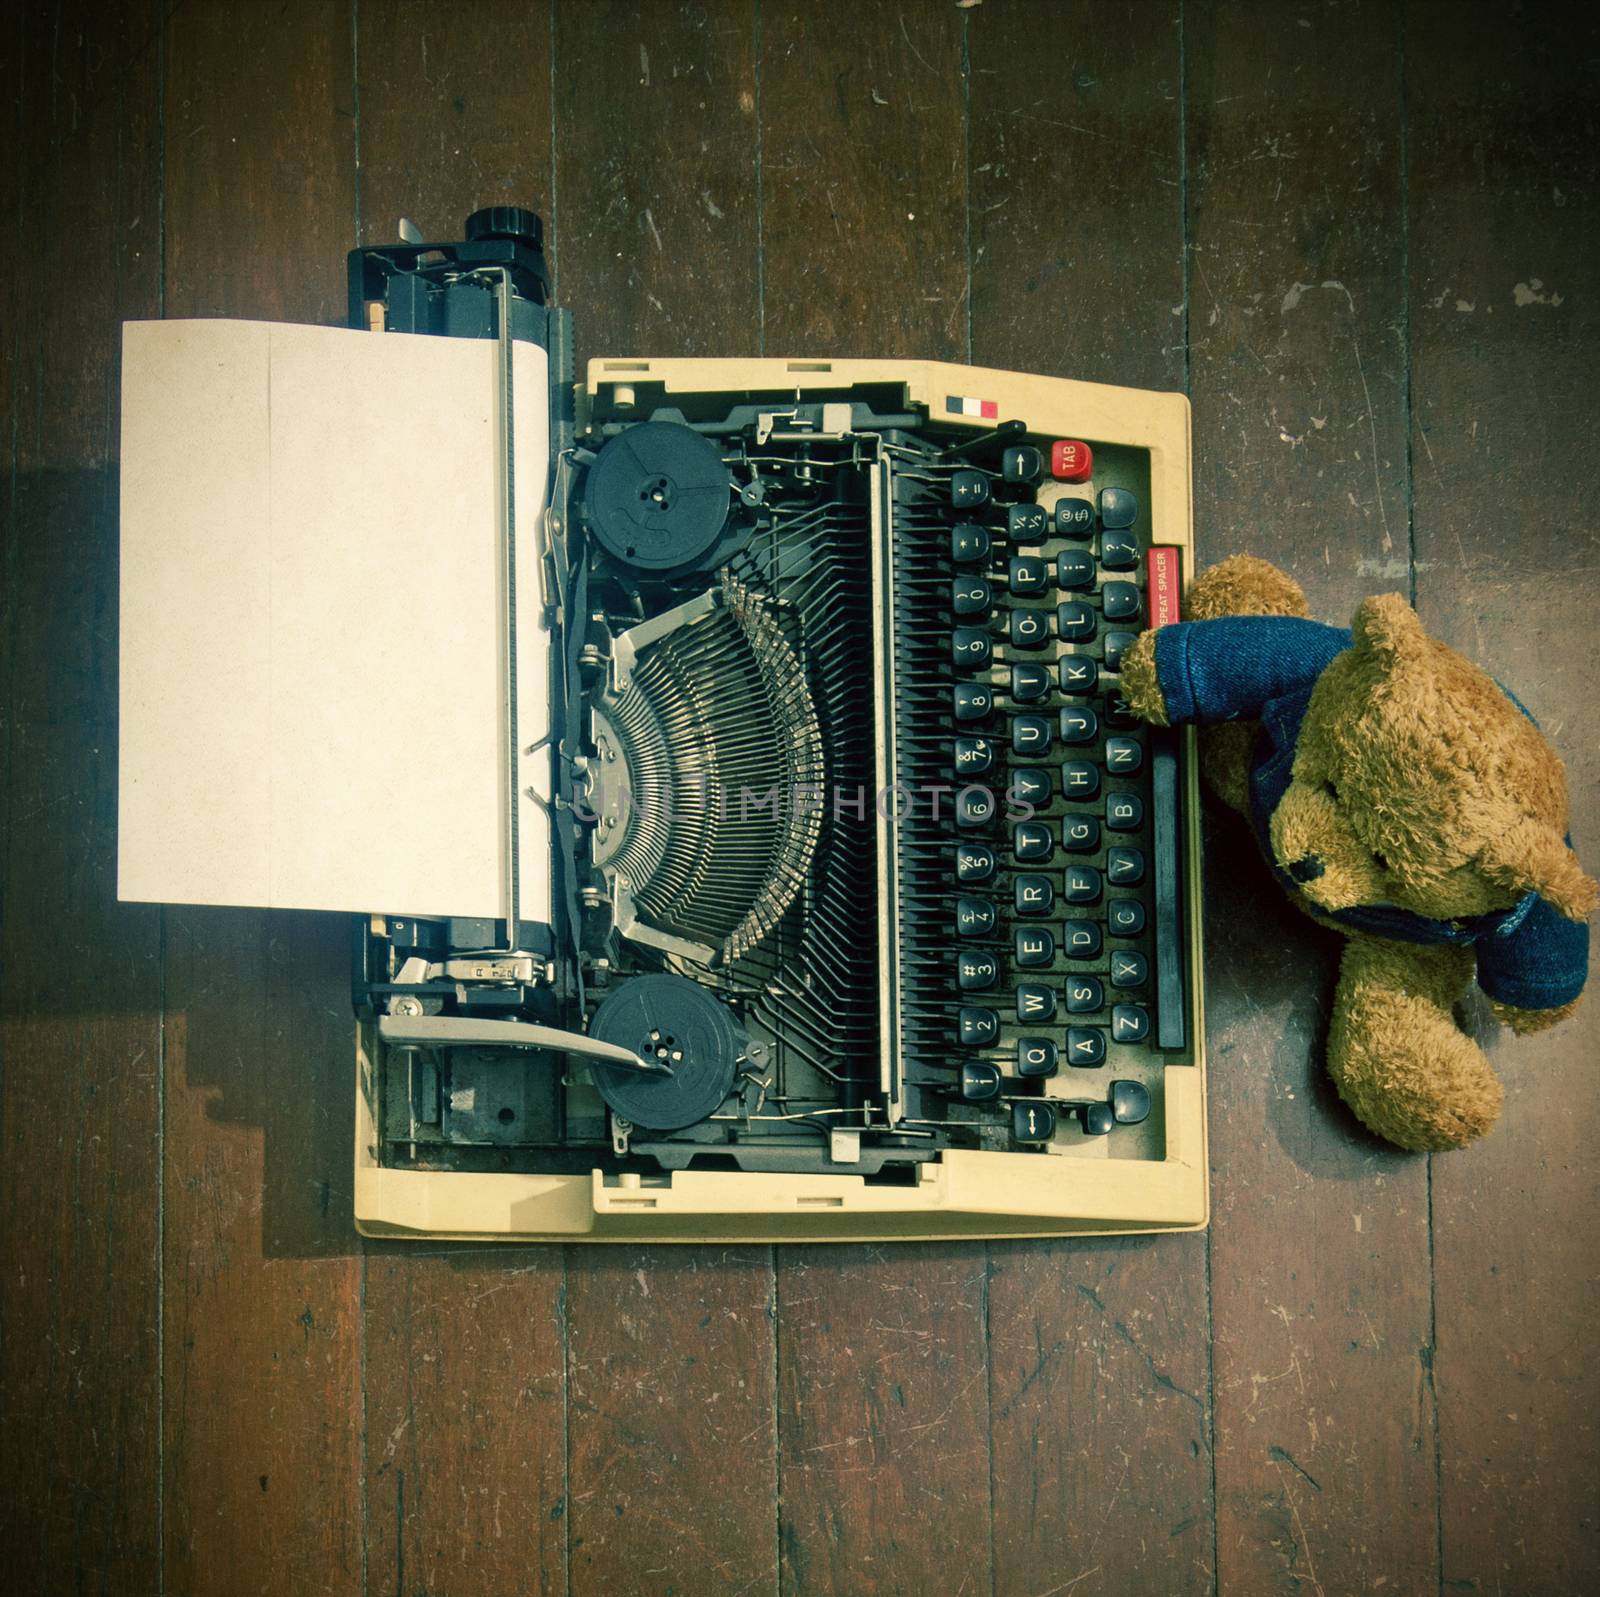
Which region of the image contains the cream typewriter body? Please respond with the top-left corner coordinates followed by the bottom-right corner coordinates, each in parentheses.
top-left (119, 209), bottom-right (1206, 1242)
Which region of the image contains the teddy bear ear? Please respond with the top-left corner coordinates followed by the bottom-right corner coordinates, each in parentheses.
top-left (1351, 592), bottom-right (1426, 660)
top-left (1481, 819), bottom-right (1600, 921)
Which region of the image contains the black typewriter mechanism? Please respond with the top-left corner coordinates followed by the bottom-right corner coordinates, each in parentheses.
top-left (349, 209), bottom-right (1191, 1190)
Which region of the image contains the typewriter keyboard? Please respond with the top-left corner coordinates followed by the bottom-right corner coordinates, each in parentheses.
top-left (890, 436), bottom-right (1188, 1155)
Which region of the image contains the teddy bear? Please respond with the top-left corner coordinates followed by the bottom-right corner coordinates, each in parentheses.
top-left (1118, 555), bottom-right (1595, 1152)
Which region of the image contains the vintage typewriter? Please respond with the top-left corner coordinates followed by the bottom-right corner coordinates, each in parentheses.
top-left (121, 207), bottom-right (1207, 1241)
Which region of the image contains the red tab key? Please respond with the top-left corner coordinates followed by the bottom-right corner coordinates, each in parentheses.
top-left (1049, 439), bottom-right (1094, 482)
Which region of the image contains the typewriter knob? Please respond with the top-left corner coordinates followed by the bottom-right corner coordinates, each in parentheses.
top-left (464, 205), bottom-right (545, 249)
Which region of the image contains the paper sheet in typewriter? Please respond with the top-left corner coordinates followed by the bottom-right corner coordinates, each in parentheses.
top-left (117, 318), bottom-right (553, 923)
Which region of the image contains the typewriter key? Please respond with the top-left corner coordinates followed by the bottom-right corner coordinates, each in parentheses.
top-left (1080, 1102), bottom-right (1116, 1135)
top-left (958, 1061), bottom-right (1003, 1102)
top-left (1050, 439), bottom-right (1093, 482)
top-left (1011, 1100), bottom-right (1058, 1144)
top-left (1110, 1079), bottom-right (1152, 1125)
top-left (1099, 486), bottom-right (1138, 529)
top-left (1017, 1037), bottom-right (1059, 1077)
top-left (951, 468), bottom-right (991, 508)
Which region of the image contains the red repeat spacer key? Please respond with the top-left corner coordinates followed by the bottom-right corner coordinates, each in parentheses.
top-left (1049, 439), bottom-right (1093, 482)
top-left (1146, 547), bottom-right (1182, 628)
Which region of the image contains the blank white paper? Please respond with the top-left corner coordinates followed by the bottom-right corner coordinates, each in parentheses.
top-left (118, 318), bottom-right (553, 923)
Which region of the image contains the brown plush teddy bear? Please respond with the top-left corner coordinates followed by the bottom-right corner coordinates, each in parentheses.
top-left (1120, 555), bottom-right (1595, 1152)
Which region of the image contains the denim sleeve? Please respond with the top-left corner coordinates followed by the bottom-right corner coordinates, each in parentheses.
top-left (1152, 617), bottom-right (1354, 724)
top-left (1477, 895), bottom-right (1591, 1011)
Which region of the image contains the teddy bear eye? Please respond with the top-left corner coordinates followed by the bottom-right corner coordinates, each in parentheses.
top-left (1372, 851), bottom-right (1391, 873)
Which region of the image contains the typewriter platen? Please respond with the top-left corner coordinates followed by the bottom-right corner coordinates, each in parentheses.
top-left (348, 209), bottom-right (1207, 1241)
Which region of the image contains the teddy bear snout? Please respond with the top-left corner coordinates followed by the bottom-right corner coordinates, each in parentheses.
top-left (1270, 781), bottom-right (1386, 911)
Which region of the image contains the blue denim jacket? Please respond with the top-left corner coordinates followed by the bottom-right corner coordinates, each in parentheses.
top-left (1151, 616), bottom-right (1589, 1012)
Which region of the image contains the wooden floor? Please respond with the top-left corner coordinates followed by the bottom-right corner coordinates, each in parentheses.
top-left (3, 1), bottom-right (1597, 1592)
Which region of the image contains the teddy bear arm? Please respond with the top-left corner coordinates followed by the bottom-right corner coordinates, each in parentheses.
top-left (1124, 615), bottom-right (1353, 734)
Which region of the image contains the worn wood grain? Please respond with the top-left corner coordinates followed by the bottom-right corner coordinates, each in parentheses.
top-left (0, 5), bottom-right (163, 1592)
top-left (1186, 4), bottom-right (1442, 1592)
top-left (759, 0), bottom-right (966, 357)
top-left (353, 16), bottom-right (571, 1593)
top-left (552, 0), bottom-right (760, 361)
top-left (159, 4), bottom-right (363, 1592)
top-left (776, 1246), bottom-right (991, 1597)
top-left (1406, 6), bottom-right (1600, 1593)
top-left (777, 1242), bottom-right (990, 1586)
top-left (364, 1244), bottom-right (569, 1597)
top-left (1189, 0), bottom-right (1412, 611)
top-left (970, 0), bottom-right (1186, 392)
top-left (565, 1245), bottom-right (776, 1595)
top-left (355, 0), bottom-right (553, 250)
top-left (550, 9), bottom-right (777, 1596)
top-left (969, 7), bottom-right (1213, 1594)
top-left (758, 10), bottom-right (996, 1594)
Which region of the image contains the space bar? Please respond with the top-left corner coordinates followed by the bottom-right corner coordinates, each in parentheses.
top-left (1151, 732), bottom-right (1186, 1050)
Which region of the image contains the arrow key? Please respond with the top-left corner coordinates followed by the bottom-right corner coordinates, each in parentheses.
top-left (1011, 1100), bottom-right (1058, 1144)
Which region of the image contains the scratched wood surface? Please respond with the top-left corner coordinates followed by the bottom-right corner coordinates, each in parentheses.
top-left (1406, 6), bottom-right (1600, 1593)
top-left (0, 4), bottom-right (163, 1593)
top-left (1185, 7), bottom-right (1442, 1595)
top-left (3, 2), bottom-right (1598, 1595)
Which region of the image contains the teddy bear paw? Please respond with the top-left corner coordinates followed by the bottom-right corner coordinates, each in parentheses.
top-left (1185, 555), bottom-right (1311, 622)
top-left (1329, 955), bottom-right (1505, 1151)
top-left (1489, 996), bottom-right (1582, 1036)
top-left (1117, 631), bottom-right (1169, 725)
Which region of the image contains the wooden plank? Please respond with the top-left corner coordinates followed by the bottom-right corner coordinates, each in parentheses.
top-left (1184, 4), bottom-right (1442, 1592)
top-left (1187, 0), bottom-right (1410, 613)
top-left (970, 0), bottom-right (1186, 391)
top-left (775, 1245), bottom-right (990, 1596)
top-left (758, 8), bottom-right (996, 1593)
top-left (1405, 7), bottom-right (1600, 1592)
top-left (968, 6), bottom-right (1213, 1593)
top-left (566, 1246), bottom-right (777, 1593)
top-left (551, 8), bottom-right (776, 1596)
top-left (355, 0), bottom-right (553, 248)
top-left (552, 0), bottom-right (760, 359)
top-left (352, 11), bottom-right (570, 1593)
top-left (164, 0), bottom-right (355, 327)
top-left (364, 1244), bottom-right (569, 1597)
top-left (159, 4), bottom-right (364, 1592)
top-left (0, 5), bottom-right (163, 1591)
top-left (758, 0), bottom-right (967, 357)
